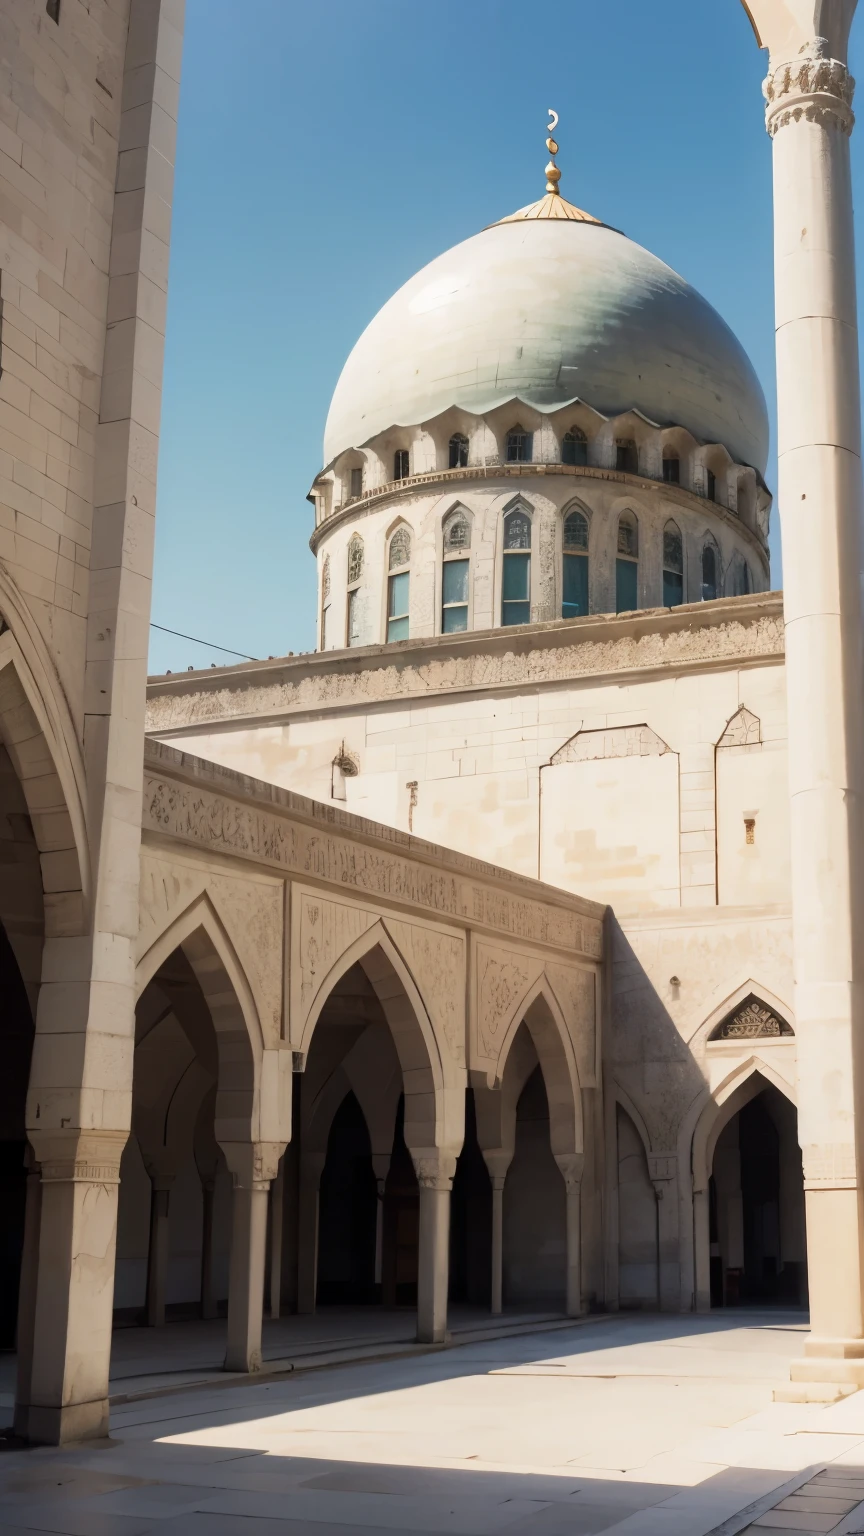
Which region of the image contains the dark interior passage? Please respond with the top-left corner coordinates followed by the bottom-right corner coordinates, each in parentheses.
top-left (449, 1089), bottom-right (491, 1306)
top-left (709, 1084), bottom-right (807, 1307)
top-left (0, 921), bottom-right (35, 1349)
top-left (316, 1092), bottom-right (378, 1305)
top-left (503, 1066), bottom-right (566, 1308)
top-left (381, 1096), bottom-right (419, 1307)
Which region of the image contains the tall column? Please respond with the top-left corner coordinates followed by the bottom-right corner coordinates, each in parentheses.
top-left (13, 1160), bottom-right (42, 1440)
top-left (371, 1154), bottom-right (391, 1294)
top-left (145, 1177), bottom-right (173, 1328)
top-left (222, 1144), bottom-right (281, 1374)
top-left (24, 1132), bottom-right (126, 1444)
top-left (555, 1154), bottom-right (584, 1317)
top-left (268, 1157), bottom-right (285, 1321)
top-left (199, 1178), bottom-right (218, 1321)
top-left (415, 1156), bottom-right (456, 1344)
top-left (297, 1152), bottom-right (325, 1314)
top-left (482, 1151), bottom-right (513, 1316)
top-left (742, 0), bottom-right (864, 1394)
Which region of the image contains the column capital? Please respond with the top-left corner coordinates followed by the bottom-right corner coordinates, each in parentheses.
top-left (764, 49), bottom-right (856, 136)
top-left (554, 1152), bottom-right (585, 1192)
top-left (28, 1128), bottom-right (126, 1185)
top-left (413, 1152), bottom-right (458, 1190)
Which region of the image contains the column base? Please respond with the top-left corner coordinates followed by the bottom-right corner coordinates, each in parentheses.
top-left (25, 1396), bottom-right (110, 1446)
top-left (774, 1340), bottom-right (864, 1402)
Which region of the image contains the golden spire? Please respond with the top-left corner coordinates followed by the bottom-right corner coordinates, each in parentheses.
top-left (545, 109), bottom-right (561, 196)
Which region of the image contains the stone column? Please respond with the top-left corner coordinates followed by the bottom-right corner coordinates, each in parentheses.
top-left (13, 1159), bottom-right (42, 1441)
top-left (648, 1155), bottom-right (680, 1312)
top-left (297, 1152), bottom-right (325, 1315)
top-left (555, 1154), bottom-right (584, 1317)
top-left (693, 1185), bottom-right (711, 1314)
top-left (743, 0), bottom-right (864, 1391)
top-left (268, 1157), bottom-right (285, 1321)
top-left (415, 1156), bottom-right (456, 1344)
top-left (222, 1144), bottom-right (282, 1374)
top-left (145, 1176), bottom-right (174, 1328)
top-left (371, 1154), bottom-right (391, 1293)
top-left (482, 1151), bottom-right (513, 1316)
top-left (24, 1131), bottom-right (126, 1445)
top-left (199, 1178), bottom-right (218, 1321)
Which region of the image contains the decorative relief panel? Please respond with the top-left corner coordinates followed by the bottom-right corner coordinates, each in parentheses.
top-left (291, 891), bottom-right (379, 1037)
top-left (138, 850), bottom-right (284, 1046)
top-left (550, 724), bottom-right (668, 766)
top-left (142, 767), bottom-right (602, 959)
top-left (709, 994), bottom-right (793, 1041)
top-left (475, 943), bottom-right (541, 1063)
top-left (386, 917), bottom-right (466, 1065)
top-left (546, 962), bottom-right (597, 1084)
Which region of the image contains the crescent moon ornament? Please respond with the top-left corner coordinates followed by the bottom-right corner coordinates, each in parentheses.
top-left (547, 109), bottom-right (559, 133)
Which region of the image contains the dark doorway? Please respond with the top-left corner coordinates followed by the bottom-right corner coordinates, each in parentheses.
top-left (449, 1089), bottom-right (491, 1306)
top-left (317, 1092), bottom-right (378, 1305)
top-left (382, 1096), bottom-right (419, 1306)
top-left (709, 1084), bottom-right (806, 1307)
top-left (0, 921), bottom-right (35, 1348)
top-left (503, 1066), bottom-right (566, 1308)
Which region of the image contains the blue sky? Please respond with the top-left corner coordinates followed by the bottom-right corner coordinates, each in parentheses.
top-left (148, 0), bottom-right (863, 673)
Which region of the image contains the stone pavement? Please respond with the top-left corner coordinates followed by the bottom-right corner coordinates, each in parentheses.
top-left (4, 1312), bottom-right (864, 1534)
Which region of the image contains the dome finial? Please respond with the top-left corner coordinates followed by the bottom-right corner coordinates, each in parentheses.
top-left (545, 109), bottom-right (561, 196)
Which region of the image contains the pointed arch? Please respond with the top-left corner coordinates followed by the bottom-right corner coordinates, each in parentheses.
top-left (298, 918), bottom-right (444, 1097)
top-left (687, 976), bottom-right (794, 1050)
top-left (691, 1058), bottom-right (797, 1196)
top-left (0, 624), bottom-right (89, 926)
top-left (494, 974), bottom-right (583, 1156)
top-left (612, 1080), bottom-right (653, 1161)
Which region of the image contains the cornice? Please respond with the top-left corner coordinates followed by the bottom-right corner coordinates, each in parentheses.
top-left (146, 593), bottom-right (785, 736)
top-left (309, 462), bottom-right (770, 559)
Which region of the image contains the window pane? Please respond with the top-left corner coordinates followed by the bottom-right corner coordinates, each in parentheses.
top-left (701, 547), bottom-right (717, 601)
top-left (504, 512), bottom-right (531, 550)
top-left (563, 431), bottom-right (587, 467)
top-left (348, 588), bottom-right (361, 646)
top-left (617, 516), bottom-right (638, 557)
top-left (387, 615), bottom-right (410, 642)
top-left (449, 435), bottom-right (468, 469)
top-left (562, 553), bottom-right (589, 618)
top-left (663, 528), bottom-right (683, 573)
top-left (443, 558), bottom-right (469, 605)
top-left (616, 558), bottom-right (638, 614)
top-left (442, 605), bottom-right (468, 634)
top-left (663, 570), bottom-right (684, 607)
top-left (564, 511), bottom-right (588, 550)
top-left (663, 457), bottom-right (680, 484)
top-left (350, 468), bottom-right (362, 497)
top-left (388, 571), bottom-right (409, 619)
top-left (502, 601), bottom-right (530, 626)
top-left (502, 552), bottom-right (530, 601)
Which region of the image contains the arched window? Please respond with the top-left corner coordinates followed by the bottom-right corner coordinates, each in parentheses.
top-left (706, 468), bottom-right (717, 502)
top-left (662, 521), bottom-right (684, 607)
top-left (562, 509), bottom-right (589, 619)
top-left (506, 425), bottom-right (531, 464)
top-left (501, 508), bottom-right (531, 626)
top-left (662, 448), bottom-right (680, 485)
top-left (616, 511), bottom-right (638, 613)
top-left (347, 534), bottom-right (364, 647)
top-left (349, 466), bottom-right (363, 499)
top-left (394, 449), bottom-right (410, 481)
top-left (701, 542), bottom-right (718, 601)
top-left (449, 433), bottom-right (469, 470)
top-left (616, 438), bottom-right (638, 475)
top-left (442, 509), bottom-right (471, 633)
top-left (387, 527), bottom-right (411, 642)
top-left (320, 554), bottom-right (331, 649)
top-left (562, 427), bottom-right (588, 467)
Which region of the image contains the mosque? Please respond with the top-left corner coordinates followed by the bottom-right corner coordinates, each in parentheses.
top-left (1, 0), bottom-right (862, 1447)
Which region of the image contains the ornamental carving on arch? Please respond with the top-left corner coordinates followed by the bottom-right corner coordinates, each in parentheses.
top-left (550, 723), bottom-right (668, 766)
top-left (709, 994), bottom-right (793, 1042)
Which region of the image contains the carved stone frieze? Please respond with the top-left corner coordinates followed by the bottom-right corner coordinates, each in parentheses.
top-left (142, 767), bottom-right (602, 959)
top-left (709, 995), bottom-right (793, 1041)
top-left (764, 54), bottom-right (855, 136)
top-left (145, 604), bottom-right (784, 735)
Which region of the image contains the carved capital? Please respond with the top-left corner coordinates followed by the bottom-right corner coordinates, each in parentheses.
top-left (764, 53), bottom-right (855, 136)
top-left (413, 1152), bottom-right (458, 1190)
top-left (221, 1140), bottom-right (284, 1189)
top-left (28, 1129), bottom-right (127, 1186)
top-left (554, 1152), bottom-right (585, 1192)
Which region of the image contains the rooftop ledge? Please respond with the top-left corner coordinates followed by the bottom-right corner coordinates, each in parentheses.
top-left (146, 592), bottom-right (785, 736)
top-left (310, 462), bottom-right (770, 556)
